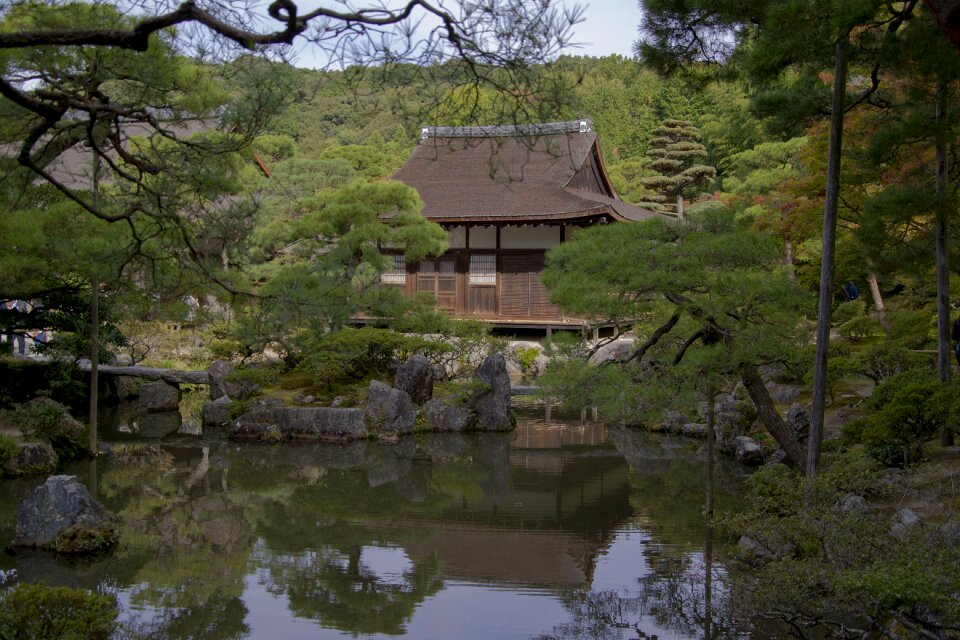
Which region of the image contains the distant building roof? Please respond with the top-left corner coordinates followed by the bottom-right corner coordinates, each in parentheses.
top-left (392, 119), bottom-right (659, 224)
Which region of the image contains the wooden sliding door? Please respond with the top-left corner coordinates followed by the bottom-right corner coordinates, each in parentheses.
top-left (500, 251), bottom-right (561, 318)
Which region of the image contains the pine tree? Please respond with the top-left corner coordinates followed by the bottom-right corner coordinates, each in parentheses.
top-left (638, 119), bottom-right (716, 218)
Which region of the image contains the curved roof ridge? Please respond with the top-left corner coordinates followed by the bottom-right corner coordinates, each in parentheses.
top-left (421, 119), bottom-right (592, 139)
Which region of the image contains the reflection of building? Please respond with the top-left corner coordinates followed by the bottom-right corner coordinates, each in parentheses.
top-left (400, 423), bottom-right (633, 588)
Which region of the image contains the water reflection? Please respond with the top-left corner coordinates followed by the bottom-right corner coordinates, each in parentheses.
top-left (0, 409), bottom-right (752, 639)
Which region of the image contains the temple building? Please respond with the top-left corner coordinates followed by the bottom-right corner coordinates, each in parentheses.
top-left (389, 119), bottom-right (659, 329)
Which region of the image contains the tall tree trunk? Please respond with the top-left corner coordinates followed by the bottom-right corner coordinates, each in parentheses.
top-left (782, 209), bottom-right (796, 280)
top-left (677, 194), bottom-right (684, 220)
top-left (866, 271), bottom-right (891, 333)
top-left (741, 363), bottom-right (805, 468)
top-left (88, 152), bottom-right (100, 455)
top-left (808, 33), bottom-right (849, 478)
top-left (935, 74), bottom-right (954, 446)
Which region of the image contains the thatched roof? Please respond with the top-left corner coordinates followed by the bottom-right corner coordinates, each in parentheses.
top-left (392, 119), bottom-right (659, 224)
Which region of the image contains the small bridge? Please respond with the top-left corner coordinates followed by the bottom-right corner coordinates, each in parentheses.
top-left (79, 362), bottom-right (211, 386)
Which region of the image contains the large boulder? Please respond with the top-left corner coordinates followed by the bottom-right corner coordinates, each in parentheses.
top-left (364, 381), bottom-right (415, 434)
top-left (890, 508), bottom-right (921, 541)
top-left (208, 360), bottom-right (238, 401)
top-left (394, 356), bottom-right (434, 405)
top-left (137, 380), bottom-right (181, 414)
top-left (202, 397), bottom-right (233, 428)
top-left (733, 436), bottom-right (764, 466)
top-left (472, 354), bottom-right (513, 431)
top-left (136, 411), bottom-right (181, 438)
top-left (10, 475), bottom-right (119, 553)
top-left (2, 442), bottom-right (57, 477)
top-left (276, 407), bottom-right (367, 441)
top-left (421, 397), bottom-right (474, 432)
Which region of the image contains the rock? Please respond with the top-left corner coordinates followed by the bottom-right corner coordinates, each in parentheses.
top-left (737, 535), bottom-right (772, 559)
top-left (587, 337), bottom-right (635, 365)
top-left (364, 381), bottom-right (416, 434)
top-left (733, 436), bottom-right (764, 466)
top-left (202, 397), bottom-right (233, 427)
top-left (769, 384), bottom-right (801, 404)
top-left (276, 407), bottom-right (367, 441)
top-left (839, 494), bottom-right (867, 517)
top-left (137, 411), bottom-right (181, 438)
top-left (228, 398), bottom-right (284, 442)
top-left (2, 442), bottom-right (58, 477)
top-left (329, 396), bottom-right (346, 408)
top-left (660, 409), bottom-right (685, 433)
top-left (786, 403), bottom-right (810, 442)
top-left (113, 376), bottom-right (141, 400)
top-left (394, 355), bottom-right (434, 405)
top-left (768, 449), bottom-right (789, 466)
top-left (472, 354), bottom-right (513, 431)
top-left (10, 475), bottom-right (119, 553)
top-left (890, 508), bottom-right (921, 540)
top-left (422, 398), bottom-right (474, 432)
top-left (110, 353), bottom-right (134, 366)
top-left (178, 420), bottom-right (202, 436)
top-left (137, 380), bottom-right (182, 414)
top-left (938, 521), bottom-right (960, 546)
top-left (208, 360), bottom-right (236, 401)
top-left (293, 394), bottom-right (316, 406)
top-left (681, 422), bottom-right (707, 438)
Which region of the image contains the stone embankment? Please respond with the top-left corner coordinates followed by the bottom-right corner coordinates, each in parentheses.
top-left (202, 354), bottom-right (515, 443)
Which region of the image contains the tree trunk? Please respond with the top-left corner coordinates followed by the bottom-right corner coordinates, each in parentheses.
top-left (677, 193), bottom-right (684, 220)
top-left (935, 73), bottom-right (954, 446)
top-left (89, 279), bottom-right (99, 454)
top-left (88, 151), bottom-right (100, 455)
top-left (741, 363), bottom-right (805, 469)
top-left (808, 33), bottom-right (849, 478)
top-left (782, 209), bottom-right (796, 280)
top-left (866, 271), bottom-right (891, 333)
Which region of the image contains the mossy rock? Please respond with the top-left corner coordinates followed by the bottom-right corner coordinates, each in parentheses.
top-left (52, 522), bottom-right (120, 554)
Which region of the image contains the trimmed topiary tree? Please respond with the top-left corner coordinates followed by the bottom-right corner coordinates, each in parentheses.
top-left (638, 119), bottom-right (716, 218)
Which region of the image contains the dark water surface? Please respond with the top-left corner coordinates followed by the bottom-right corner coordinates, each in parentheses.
top-left (0, 406), bottom-right (754, 639)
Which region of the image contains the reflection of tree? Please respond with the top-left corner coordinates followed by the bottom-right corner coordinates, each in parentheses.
top-left (262, 546), bottom-right (442, 636)
top-left (126, 594), bottom-right (249, 640)
top-left (96, 445), bottom-right (255, 639)
top-left (538, 532), bottom-right (745, 640)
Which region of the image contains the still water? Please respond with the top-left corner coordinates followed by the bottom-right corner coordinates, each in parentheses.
top-left (0, 406), bottom-right (753, 639)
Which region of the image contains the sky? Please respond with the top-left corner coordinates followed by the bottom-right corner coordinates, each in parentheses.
top-left (566, 0), bottom-right (642, 58)
top-left (290, 0), bottom-right (642, 68)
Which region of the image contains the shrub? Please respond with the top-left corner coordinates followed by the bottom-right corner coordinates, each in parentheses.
top-left (848, 341), bottom-right (930, 383)
top-left (0, 582), bottom-right (118, 640)
top-left (508, 346), bottom-right (541, 378)
top-left (299, 328), bottom-right (450, 388)
top-left (8, 398), bottom-right (88, 461)
top-left (725, 451), bottom-right (959, 638)
top-left (850, 369), bottom-right (949, 466)
top-left (0, 434), bottom-right (18, 464)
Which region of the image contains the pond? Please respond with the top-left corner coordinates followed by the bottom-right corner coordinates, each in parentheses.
top-left (0, 405), bottom-right (755, 639)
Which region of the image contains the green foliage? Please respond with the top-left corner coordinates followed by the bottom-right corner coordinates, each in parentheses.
top-left (509, 346), bottom-right (541, 378)
top-left (638, 119), bottom-right (716, 214)
top-left (0, 433), bottom-right (18, 464)
top-left (0, 582), bottom-right (118, 640)
top-left (298, 328), bottom-right (450, 389)
top-left (844, 369), bottom-right (950, 466)
top-left (8, 397), bottom-right (88, 461)
top-left (847, 341), bottom-right (929, 383)
top-left (725, 450), bottom-right (960, 636)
